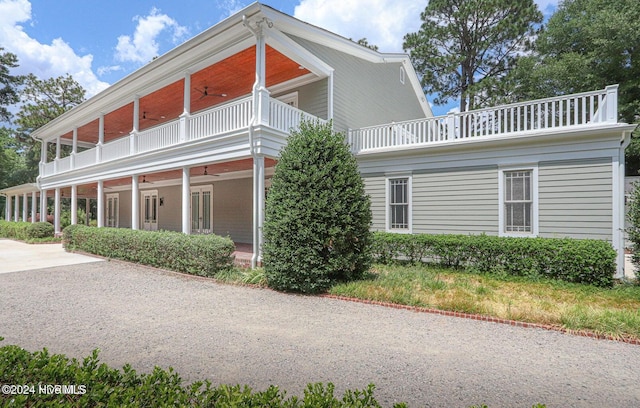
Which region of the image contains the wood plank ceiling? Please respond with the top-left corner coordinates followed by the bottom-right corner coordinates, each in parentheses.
top-left (75, 46), bottom-right (310, 144)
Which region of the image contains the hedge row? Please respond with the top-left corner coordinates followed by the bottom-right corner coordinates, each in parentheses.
top-left (0, 220), bottom-right (55, 240)
top-left (0, 343), bottom-right (402, 407)
top-left (372, 232), bottom-right (617, 287)
top-left (63, 225), bottom-right (235, 276)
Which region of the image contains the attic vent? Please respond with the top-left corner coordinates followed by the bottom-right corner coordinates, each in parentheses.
top-left (400, 67), bottom-right (406, 85)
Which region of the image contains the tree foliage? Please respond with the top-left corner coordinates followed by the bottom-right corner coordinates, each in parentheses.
top-left (263, 120), bottom-right (372, 293)
top-left (501, 0), bottom-right (640, 172)
top-left (403, 0), bottom-right (542, 112)
top-left (0, 48), bottom-right (22, 123)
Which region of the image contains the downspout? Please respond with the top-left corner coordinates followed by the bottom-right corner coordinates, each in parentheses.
top-left (617, 131), bottom-right (633, 279)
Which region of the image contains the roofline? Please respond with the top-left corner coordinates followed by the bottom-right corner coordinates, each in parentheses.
top-left (32, 2), bottom-right (431, 141)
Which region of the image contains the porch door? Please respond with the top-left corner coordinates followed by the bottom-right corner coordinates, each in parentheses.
top-left (141, 190), bottom-right (158, 231)
top-left (190, 185), bottom-right (213, 234)
top-left (106, 193), bottom-right (119, 228)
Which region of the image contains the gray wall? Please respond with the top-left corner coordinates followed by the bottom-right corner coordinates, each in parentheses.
top-left (538, 157), bottom-right (612, 240)
top-left (289, 35), bottom-right (427, 132)
top-left (212, 177), bottom-right (252, 243)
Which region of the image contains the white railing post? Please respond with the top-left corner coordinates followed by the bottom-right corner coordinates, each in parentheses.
top-left (605, 84), bottom-right (618, 123)
top-left (129, 131), bottom-right (138, 155)
top-left (447, 112), bottom-right (456, 141)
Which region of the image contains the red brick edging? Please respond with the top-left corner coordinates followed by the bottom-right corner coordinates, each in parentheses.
top-left (320, 294), bottom-right (640, 346)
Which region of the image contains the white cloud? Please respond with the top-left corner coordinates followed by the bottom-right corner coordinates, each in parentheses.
top-left (0, 0), bottom-right (109, 97)
top-left (115, 7), bottom-right (188, 64)
top-left (216, 0), bottom-right (245, 18)
top-left (294, 0), bottom-right (426, 52)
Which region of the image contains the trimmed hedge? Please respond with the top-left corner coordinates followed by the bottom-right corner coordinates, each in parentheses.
top-left (372, 232), bottom-right (617, 287)
top-left (0, 221), bottom-right (54, 240)
top-left (63, 225), bottom-right (234, 277)
top-left (0, 343), bottom-right (402, 407)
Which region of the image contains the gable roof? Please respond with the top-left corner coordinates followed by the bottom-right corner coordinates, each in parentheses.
top-left (31, 2), bottom-right (431, 142)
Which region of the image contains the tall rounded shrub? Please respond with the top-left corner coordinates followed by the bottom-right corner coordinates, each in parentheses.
top-left (627, 181), bottom-right (640, 280)
top-left (263, 120), bottom-right (372, 293)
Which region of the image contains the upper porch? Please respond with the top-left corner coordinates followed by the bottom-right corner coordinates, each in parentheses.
top-left (348, 85), bottom-right (623, 155)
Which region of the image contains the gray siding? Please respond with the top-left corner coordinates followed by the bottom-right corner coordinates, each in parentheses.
top-left (363, 175), bottom-right (385, 231)
top-left (118, 190), bottom-right (132, 228)
top-left (289, 35), bottom-right (427, 132)
top-left (156, 185), bottom-right (182, 232)
top-left (412, 167), bottom-right (499, 235)
top-left (273, 79), bottom-right (328, 120)
top-left (213, 178), bottom-right (252, 243)
top-left (538, 157), bottom-right (613, 240)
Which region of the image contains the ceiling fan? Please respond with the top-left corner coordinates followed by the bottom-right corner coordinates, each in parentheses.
top-left (142, 111), bottom-right (163, 121)
top-left (194, 86), bottom-right (227, 100)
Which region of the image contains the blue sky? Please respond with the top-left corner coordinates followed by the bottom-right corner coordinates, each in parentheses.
top-left (0, 0), bottom-right (558, 116)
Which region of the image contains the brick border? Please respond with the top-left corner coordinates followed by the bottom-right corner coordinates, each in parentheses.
top-left (321, 294), bottom-right (640, 346)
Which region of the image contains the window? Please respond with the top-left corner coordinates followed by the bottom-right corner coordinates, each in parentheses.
top-left (387, 176), bottom-right (411, 231)
top-left (400, 66), bottom-right (406, 85)
top-left (499, 166), bottom-right (538, 236)
top-left (106, 193), bottom-right (119, 228)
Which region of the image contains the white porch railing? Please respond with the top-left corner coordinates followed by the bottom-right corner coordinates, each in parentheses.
top-left (138, 121), bottom-right (181, 153)
top-left (189, 97), bottom-right (253, 140)
top-left (269, 98), bottom-right (327, 133)
top-left (101, 137), bottom-right (131, 162)
top-left (349, 85), bottom-right (619, 154)
top-left (40, 96), bottom-right (322, 177)
top-left (75, 148), bottom-right (96, 169)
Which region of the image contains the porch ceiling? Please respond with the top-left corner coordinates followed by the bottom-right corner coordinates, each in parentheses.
top-left (74, 46), bottom-right (310, 145)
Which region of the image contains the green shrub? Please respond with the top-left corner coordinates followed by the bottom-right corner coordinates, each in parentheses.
top-left (263, 120), bottom-right (373, 293)
top-left (627, 181), bottom-right (640, 281)
top-left (0, 343), bottom-right (403, 407)
top-left (0, 220), bottom-right (33, 240)
top-left (372, 232), bottom-right (617, 287)
top-left (26, 222), bottom-right (55, 239)
top-left (63, 225), bottom-right (235, 277)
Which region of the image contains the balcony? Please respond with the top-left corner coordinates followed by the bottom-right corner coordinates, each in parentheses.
top-left (348, 85), bottom-right (620, 154)
top-left (42, 97), bottom-right (324, 178)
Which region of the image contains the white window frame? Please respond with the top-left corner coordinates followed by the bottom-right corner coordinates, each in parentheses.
top-left (498, 165), bottom-right (538, 237)
top-left (385, 174), bottom-right (412, 233)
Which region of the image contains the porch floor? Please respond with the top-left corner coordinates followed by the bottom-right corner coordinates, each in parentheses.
top-left (233, 242), bottom-right (253, 268)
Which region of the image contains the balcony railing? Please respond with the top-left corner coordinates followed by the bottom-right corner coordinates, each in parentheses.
top-left (349, 85), bottom-right (619, 154)
top-left (41, 96), bottom-right (321, 177)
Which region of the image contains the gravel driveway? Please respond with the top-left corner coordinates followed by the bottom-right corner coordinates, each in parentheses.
top-left (1, 260), bottom-right (639, 407)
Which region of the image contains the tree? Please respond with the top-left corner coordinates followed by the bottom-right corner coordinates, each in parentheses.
top-left (0, 48), bottom-right (22, 123)
top-left (14, 74), bottom-right (86, 180)
top-left (403, 0), bottom-right (542, 112)
top-left (263, 120), bottom-right (372, 294)
top-left (503, 0), bottom-right (640, 172)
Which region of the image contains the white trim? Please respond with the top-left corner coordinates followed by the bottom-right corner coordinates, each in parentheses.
top-left (498, 164), bottom-right (538, 237)
top-left (385, 174), bottom-right (412, 234)
top-left (141, 189), bottom-right (159, 231)
top-left (190, 185), bottom-right (214, 234)
top-left (276, 91), bottom-right (298, 108)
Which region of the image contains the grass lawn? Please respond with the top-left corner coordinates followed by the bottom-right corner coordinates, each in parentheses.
top-left (327, 264), bottom-right (640, 342)
top-left (218, 264), bottom-right (640, 341)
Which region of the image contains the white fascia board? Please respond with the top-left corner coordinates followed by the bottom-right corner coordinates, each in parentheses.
top-left (0, 183), bottom-right (39, 196)
top-left (266, 27), bottom-right (333, 77)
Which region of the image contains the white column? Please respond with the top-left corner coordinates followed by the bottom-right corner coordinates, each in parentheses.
top-left (22, 193), bottom-right (27, 221)
top-left (6, 195), bottom-right (11, 221)
top-left (182, 167), bottom-right (190, 234)
top-left (71, 185), bottom-right (77, 225)
top-left (131, 96), bottom-right (139, 154)
top-left (252, 155), bottom-right (265, 267)
top-left (132, 175), bottom-right (139, 230)
top-left (97, 181), bottom-right (104, 228)
top-left (54, 188), bottom-right (61, 235)
top-left (40, 140), bottom-right (47, 175)
top-left (253, 20), bottom-right (270, 126)
top-left (179, 72), bottom-right (191, 142)
top-left (31, 191), bottom-right (37, 223)
top-left (71, 127), bottom-right (78, 169)
top-left (97, 114), bottom-right (104, 163)
top-left (54, 136), bottom-right (61, 173)
top-left (40, 190), bottom-right (47, 222)
top-left (14, 195), bottom-right (19, 222)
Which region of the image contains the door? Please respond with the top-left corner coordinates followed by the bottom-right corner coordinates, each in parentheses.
top-left (190, 185), bottom-right (213, 234)
top-left (141, 190), bottom-right (158, 231)
top-left (106, 193), bottom-right (119, 228)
